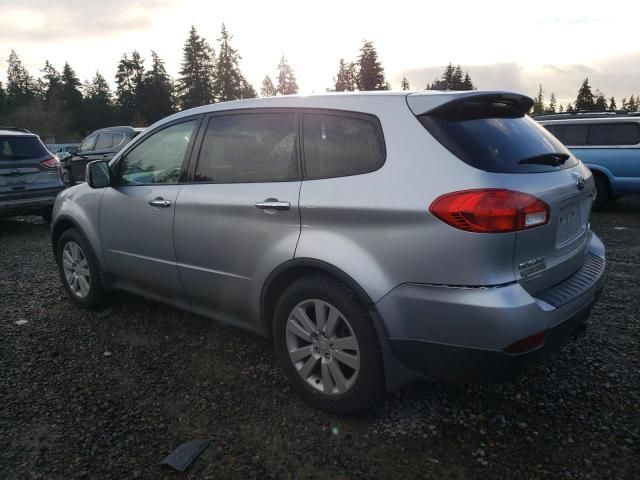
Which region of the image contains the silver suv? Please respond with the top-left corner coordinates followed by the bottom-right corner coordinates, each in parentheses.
top-left (51, 91), bottom-right (606, 413)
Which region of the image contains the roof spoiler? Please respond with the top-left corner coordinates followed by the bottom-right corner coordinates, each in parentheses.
top-left (407, 91), bottom-right (533, 118)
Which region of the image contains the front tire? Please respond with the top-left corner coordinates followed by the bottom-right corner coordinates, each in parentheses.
top-left (273, 275), bottom-right (384, 414)
top-left (56, 228), bottom-right (107, 308)
top-left (592, 174), bottom-right (610, 210)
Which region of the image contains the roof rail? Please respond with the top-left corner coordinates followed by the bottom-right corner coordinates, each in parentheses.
top-left (0, 126), bottom-right (32, 133)
top-left (532, 110), bottom-right (640, 120)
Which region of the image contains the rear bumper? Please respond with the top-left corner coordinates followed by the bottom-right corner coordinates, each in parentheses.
top-left (377, 233), bottom-right (606, 384)
top-left (0, 188), bottom-right (63, 216)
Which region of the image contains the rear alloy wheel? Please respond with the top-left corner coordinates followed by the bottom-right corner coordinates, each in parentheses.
top-left (57, 228), bottom-right (107, 308)
top-left (273, 275), bottom-right (383, 414)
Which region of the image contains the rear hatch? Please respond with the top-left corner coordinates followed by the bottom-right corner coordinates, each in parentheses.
top-left (409, 92), bottom-right (594, 293)
top-left (0, 134), bottom-right (62, 197)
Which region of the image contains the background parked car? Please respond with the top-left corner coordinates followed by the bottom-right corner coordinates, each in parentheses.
top-left (53, 145), bottom-right (79, 160)
top-left (61, 126), bottom-right (144, 185)
top-left (0, 127), bottom-right (64, 222)
top-left (535, 111), bottom-right (640, 208)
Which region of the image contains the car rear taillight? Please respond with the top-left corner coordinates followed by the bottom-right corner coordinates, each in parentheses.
top-left (429, 189), bottom-right (550, 233)
top-left (504, 330), bottom-right (548, 354)
top-left (40, 156), bottom-right (60, 169)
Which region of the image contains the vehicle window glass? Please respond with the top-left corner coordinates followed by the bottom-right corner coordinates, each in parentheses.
top-left (111, 133), bottom-right (126, 148)
top-left (588, 123), bottom-right (640, 146)
top-left (94, 133), bottom-right (113, 150)
top-left (544, 124), bottom-right (588, 146)
top-left (302, 113), bottom-right (385, 179)
top-left (0, 137), bottom-right (49, 161)
top-left (195, 113), bottom-right (298, 183)
top-left (119, 120), bottom-right (196, 185)
top-left (79, 134), bottom-right (97, 153)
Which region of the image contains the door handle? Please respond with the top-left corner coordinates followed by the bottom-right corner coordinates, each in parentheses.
top-left (149, 198), bottom-right (172, 208)
top-left (255, 199), bottom-right (291, 211)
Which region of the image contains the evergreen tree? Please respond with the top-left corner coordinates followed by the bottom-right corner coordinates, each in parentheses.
top-left (115, 51), bottom-right (145, 123)
top-left (61, 63), bottom-right (83, 114)
top-left (213, 24), bottom-right (251, 102)
top-left (427, 63), bottom-right (474, 90)
top-left (40, 61), bottom-right (63, 109)
top-left (625, 94), bottom-right (638, 112)
top-left (575, 78), bottom-right (595, 110)
top-left (594, 89), bottom-right (607, 110)
top-left (177, 26), bottom-right (216, 109)
top-left (532, 85), bottom-right (545, 115)
top-left (6, 50), bottom-right (36, 111)
top-left (462, 72), bottom-right (475, 90)
top-left (566, 103), bottom-right (574, 112)
top-left (334, 58), bottom-right (350, 92)
top-left (240, 80), bottom-right (257, 99)
top-left (547, 92), bottom-right (557, 113)
top-left (356, 40), bottom-right (387, 91)
top-left (401, 76), bottom-right (410, 90)
top-left (260, 75), bottom-right (277, 97)
top-left (276, 56), bottom-right (298, 95)
top-left (83, 71), bottom-right (114, 132)
top-left (0, 81), bottom-right (6, 116)
top-left (621, 97), bottom-right (628, 111)
top-left (609, 97), bottom-right (617, 110)
top-left (559, 105), bottom-right (564, 113)
top-left (138, 51), bottom-right (174, 124)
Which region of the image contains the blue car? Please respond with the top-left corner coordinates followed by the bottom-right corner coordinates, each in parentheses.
top-left (537, 112), bottom-right (640, 208)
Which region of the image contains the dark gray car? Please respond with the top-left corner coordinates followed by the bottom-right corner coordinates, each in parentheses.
top-left (62, 126), bottom-right (144, 185)
top-left (0, 127), bottom-right (64, 222)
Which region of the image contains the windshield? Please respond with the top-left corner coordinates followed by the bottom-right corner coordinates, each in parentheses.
top-left (419, 114), bottom-right (579, 173)
top-left (0, 136), bottom-right (49, 161)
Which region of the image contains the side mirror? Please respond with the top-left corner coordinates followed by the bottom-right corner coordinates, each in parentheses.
top-left (86, 160), bottom-right (112, 188)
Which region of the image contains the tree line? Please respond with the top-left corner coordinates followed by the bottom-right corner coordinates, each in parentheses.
top-left (0, 24), bottom-right (477, 141)
top-left (532, 78), bottom-right (640, 114)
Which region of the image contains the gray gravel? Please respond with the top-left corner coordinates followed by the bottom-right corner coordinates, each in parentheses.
top-left (1, 197), bottom-right (639, 479)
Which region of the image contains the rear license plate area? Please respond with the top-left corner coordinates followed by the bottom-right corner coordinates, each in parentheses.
top-left (556, 201), bottom-right (586, 247)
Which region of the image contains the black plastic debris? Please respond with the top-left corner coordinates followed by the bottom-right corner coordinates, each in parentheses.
top-left (160, 439), bottom-right (209, 472)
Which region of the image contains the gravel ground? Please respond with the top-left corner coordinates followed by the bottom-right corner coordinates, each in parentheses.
top-left (1, 197), bottom-right (639, 479)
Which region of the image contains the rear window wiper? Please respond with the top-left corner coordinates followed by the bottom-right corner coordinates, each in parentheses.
top-left (518, 153), bottom-right (569, 167)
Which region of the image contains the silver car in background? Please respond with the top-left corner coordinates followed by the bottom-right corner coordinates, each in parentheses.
top-left (51, 91), bottom-right (606, 413)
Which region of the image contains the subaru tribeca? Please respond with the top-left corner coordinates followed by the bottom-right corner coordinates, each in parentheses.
top-left (51, 91), bottom-right (606, 413)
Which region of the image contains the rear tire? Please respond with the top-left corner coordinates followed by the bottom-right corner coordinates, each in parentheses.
top-left (273, 275), bottom-right (384, 414)
top-left (592, 174), bottom-right (610, 210)
top-left (56, 228), bottom-right (107, 308)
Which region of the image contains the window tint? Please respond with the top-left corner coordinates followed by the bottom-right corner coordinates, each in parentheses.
top-left (0, 136), bottom-right (48, 161)
top-left (545, 124), bottom-right (589, 146)
top-left (78, 134), bottom-right (97, 153)
top-left (194, 113), bottom-right (298, 183)
top-left (94, 133), bottom-right (113, 150)
top-left (302, 113), bottom-right (385, 179)
top-left (588, 123), bottom-right (640, 146)
top-left (119, 120), bottom-right (196, 185)
top-left (419, 114), bottom-right (578, 173)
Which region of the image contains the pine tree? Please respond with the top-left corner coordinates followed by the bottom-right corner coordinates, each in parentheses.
top-left (83, 71), bottom-right (114, 132)
top-left (115, 51), bottom-right (145, 123)
top-left (547, 92), bottom-right (557, 113)
top-left (625, 94), bottom-right (638, 112)
top-left (40, 61), bottom-right (63, 109)
top-left (594, 89), bottom-right (607, 110)
top-left (621, 97), bottom-right (628, 111)
top-left (276, 56), bottom-right (298, 95)
top-left (566, 103), bottom-right (574, 112)
top-left (0, 81), bottom-right (6, 116)
top-left (137, 51), bottom-right (175, 124)
top-left (609, 97), bottom-right (617, 110)
top-left (240, 80), bottom-right (257, 99)
top-left (401, 76), bottom-right (410, 90)
top-left (177, 26), bottom-right (216, 109)
top-left (532, 85), bottom-right (545, 115)
top-left (260, 75), bottom-right (277, 97)
top-left (428, 63), bottom-right (474, 90)
top-left (212, 24), bottom-right (252, 102)
top-left (60, 62), bottom-right (83, 130)
top-left (6, 50), bottom-right (36, 111)
top-left (334, 58), bottom-right (349, 92)
top-left (356, 40), bottom-right (387, 91)
top-left (559, 105), bottom-right (564, 113)
top-left (462, 72), bottom-right (475, 90)
top-left (575, 78), bottom-right (595, 110)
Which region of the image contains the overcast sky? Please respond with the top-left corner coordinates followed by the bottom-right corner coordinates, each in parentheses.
top-left (1, 0), bottom-right (640, 105)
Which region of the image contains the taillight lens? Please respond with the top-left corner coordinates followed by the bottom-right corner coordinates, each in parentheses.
top-left (429, 189), bottom-right (549, 233)
top-left (40, 156), bottom-right (60, 169)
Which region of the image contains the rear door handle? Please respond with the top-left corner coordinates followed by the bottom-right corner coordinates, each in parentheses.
top-left (149, 198), bottom-right (172, 208)
top-left (255, 199), bottom-right (291, 211)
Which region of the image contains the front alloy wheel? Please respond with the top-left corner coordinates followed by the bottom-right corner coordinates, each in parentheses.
top-left (286, 299), bottom-right (360, 395)
top-left (61, 241), bottom-right (91, 298)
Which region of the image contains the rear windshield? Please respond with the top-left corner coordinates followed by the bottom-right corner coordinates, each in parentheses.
top-left (0, 136), bottom-right (49, 161)
top-left (419, 112), bottom-right (578, 173)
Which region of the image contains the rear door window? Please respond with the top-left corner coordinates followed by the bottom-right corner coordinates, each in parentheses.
top-left (78, 134), bottom-right (97, 153)
top-left (94, 133), bottom-right (113, 150)
top-left (545, 124), bottom-right (589, 146)
top-left (194, 112), bottom-right (298, 183)
top-left (302, 112), bottom-right (385, 179)
top-left (419, 108), bottom-right (578, 173)
top-left (588, 123), bottom-right (640, 146)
